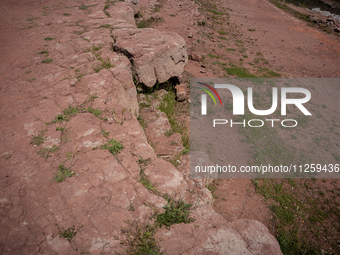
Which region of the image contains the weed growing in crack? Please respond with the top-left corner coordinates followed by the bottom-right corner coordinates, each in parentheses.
top-left (74, 69), bottom-right (86, 81)
top-left (112, 107), bottom-right (126, 125)
top-left (157, 90), bottom-right (190, 150)
top-left (63, 106), bottom-right (79, 116)
top-left (93, 63), bottom-right (103, 73)
top-left (139, 173), bottom-right (158, 193)
top-left (61, 129), bottom-right (71, 144)
top-left (206, 181), bottom-right (219, 199)
top-left (92, 53), bottom-right (114, 72)
top-left (31, 130), bottom-right (47, 146)
top-left (52, 114), bottom-right (69, 123)
top-left (85, 106), bottom-right (102, 117)
top-left (127, 202), bottom-right (135, 211)
top-left (52, 163), bottom-right (75, 182)
top-left (57, 224), bottom-right (82, 241)
top-left (137, 115), bottom-right (146, 129)
top-left (101, 129), bottom-right (109, 138)
top-left (119, 221), bottom-right (163, 255)
top-left (101, 57), bottom-right (114, 69)
top-left (37, 145), bottom-right (59, 159)
top-left (101, 139), bottom-right (124, 155)
top-left (52, 106), bottom-right (79, 123)
top-left (154, 195), bottom-right (195, 229)
top-left (137, 158), bottom-right (159, 194)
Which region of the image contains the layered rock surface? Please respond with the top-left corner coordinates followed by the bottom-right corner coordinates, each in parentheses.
top-left (0, 0), bottom-right (281, 254)
top-left (113, 28), bottom-right (188, 88)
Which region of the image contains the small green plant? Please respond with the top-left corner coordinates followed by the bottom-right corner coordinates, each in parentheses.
top-left (42, 58), bottom-right (52, 64)
top-left (120, 221), bottom-right (163, 255)
top-left (206, 181), bottom-right (219, 199)
top-left (137, 115), bottom-right (145, 129)
top-left (139, 173), bottom-right (157, 193)
top-left (137, 19), bottom-right (154, 28)
top-left (101, 129), bottom-right (109, 137)
top-left (102, 139), bottom-right (124, 155)
top-left (38, 50), bottom-right (49, 55)
top-left (58, 225), bottom-right (77, 241)
top-left (267, 70), bottom-right (281, 77)
top-left (63, 106), bottom-right (79, 116)
top-left (74, 69), bottom-right (86, 81)
top-left (44, 37), bottom-right (53, 41)
top-left (127, 202), bottom-right (135, 211)
top-left (93, 63), bottom-right (103, 73)
top-left (101, 57), bottom-right (113, 69)
top-left (63, 13), bottom-right (70, 16)
top-left (52, 163), bottom-right (75, 182)
top-left (86, 106), bottom-right (102, 117)
top-left (37, 145), bottom-right (59, 159)
top-left (136, 157), bottom-right (151, 166)
top-left (155, 196), bottom-right (195, 229)
top-left (27, 78), bottom-right (36, 82)
top-left (56, 127), bottom-right (65, 131)
top-left (31, 130), bottom-right (46, 146)
top-left (52, 114), bottom-right (69, 123)
top-left (89, 95), bottom-right (98, 101)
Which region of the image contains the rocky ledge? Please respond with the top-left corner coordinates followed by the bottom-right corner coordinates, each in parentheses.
top-left (0, 0), bottom-right (282, 254)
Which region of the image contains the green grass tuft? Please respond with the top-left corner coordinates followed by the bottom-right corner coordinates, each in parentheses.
top-left (155, 196), bottom-right (195, 228)
top-left (224, 67), bottom-right (258, 78)
top-left (101, 139), bottom-right (124, 155)
top-left (31, 130), bottom-right (47, 146)
top-left (52, 163), bottom-right (75, 182)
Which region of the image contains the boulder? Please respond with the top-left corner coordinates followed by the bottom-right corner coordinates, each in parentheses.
top-left (113, 28), bottom-right (188, 87)
top-left (124, 0), bottom-right (140, 15)
top-left (105, 2), bottom-right (136, 26)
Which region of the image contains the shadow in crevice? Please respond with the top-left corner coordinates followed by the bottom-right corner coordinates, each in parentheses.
top-left (136, 77), bottom-right (180, 95)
